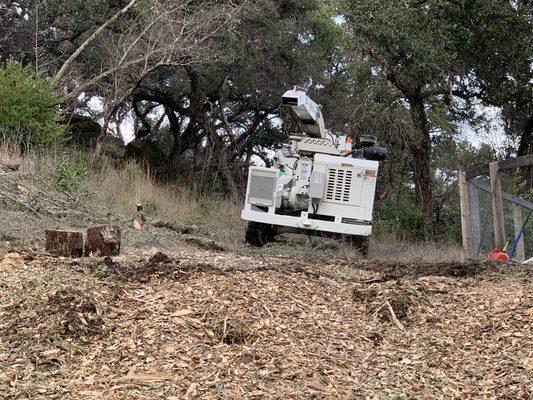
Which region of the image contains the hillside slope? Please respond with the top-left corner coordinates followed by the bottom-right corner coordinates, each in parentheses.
top-left (1, 165), bottom-right (532, 399)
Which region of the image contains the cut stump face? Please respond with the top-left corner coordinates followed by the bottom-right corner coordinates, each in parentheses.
top-left (45, 230), bottom-right (84, 257)
top-left (84, 226), bottom-right (121, 257)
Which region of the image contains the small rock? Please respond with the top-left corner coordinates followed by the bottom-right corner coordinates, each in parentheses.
top-left (132, 219), bottom-right (143, 230)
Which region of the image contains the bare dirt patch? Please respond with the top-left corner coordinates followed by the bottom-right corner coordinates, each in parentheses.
top-left (354, 259), bottom-right (491, 280)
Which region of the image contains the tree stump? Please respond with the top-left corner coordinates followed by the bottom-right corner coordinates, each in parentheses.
top-left (45, 230), bottom-right (84, 257)
top-left (84, 226), bottom-right (121, 256)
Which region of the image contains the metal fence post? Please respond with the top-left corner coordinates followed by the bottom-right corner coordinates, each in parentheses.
top-left (512, 204), bottom-right (526, 262)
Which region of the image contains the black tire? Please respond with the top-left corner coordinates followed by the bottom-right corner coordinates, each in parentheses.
top-left (344, 234), bottom-right (370, 256)
top-left (245, 221), bottom-right (275, 247)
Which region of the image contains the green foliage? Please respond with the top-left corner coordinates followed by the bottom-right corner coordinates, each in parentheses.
top-left (95, 264), bottom-right (109, 278)
top-left (252, 120), bottom-right (287, 148)
top-left (506, 170), bottom-right (533, 202)
top-left (0, 61), bottom-right (66, 144)
top-left (52, 156), bottom-right (89, 192)
top-left (433, 196), bottom-right (461, 244)
top-left (343, 0), bottom-right (456, 86)
top-left (375, 189), bottom-right (423, 240)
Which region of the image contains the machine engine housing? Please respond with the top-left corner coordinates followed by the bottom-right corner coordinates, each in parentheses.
top-left (241, 87), bottom-right (384, 253)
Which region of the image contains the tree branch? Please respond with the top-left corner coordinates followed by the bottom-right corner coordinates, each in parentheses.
top-left (52, 0), bottom-right (138, 85)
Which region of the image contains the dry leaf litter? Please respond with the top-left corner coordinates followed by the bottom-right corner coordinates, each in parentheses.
top-left (1, 249), bottom-right (532, 399)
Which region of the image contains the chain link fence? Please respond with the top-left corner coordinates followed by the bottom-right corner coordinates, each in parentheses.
top-left (467, 177), bottom-right (533, 260)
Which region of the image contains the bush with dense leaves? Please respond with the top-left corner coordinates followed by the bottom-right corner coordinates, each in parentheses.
top-left (0, 61), bottom-right (66, 144)
top-left (51, 156), bottom-right (89, 192)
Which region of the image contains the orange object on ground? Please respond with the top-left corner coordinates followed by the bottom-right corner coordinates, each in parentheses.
top-left (490, 249), bottom-right (509, 261)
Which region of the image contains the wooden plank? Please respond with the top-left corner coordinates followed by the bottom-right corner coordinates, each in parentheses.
top-left (45, 230), bottom-right (84, 257)
top-left (489, 161), bottom-right (506, 249)
top-left (466, 154), bottom-right (533, 179)
top-left (500, 153), bottom-right (533, 171)
top-left (459, 171), bottom-right (472, 252)
top-left (512, 204), bottom-right (526, 262)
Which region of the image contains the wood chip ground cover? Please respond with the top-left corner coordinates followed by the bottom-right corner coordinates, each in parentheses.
top-left (0, 250), bottom-right (532, 399)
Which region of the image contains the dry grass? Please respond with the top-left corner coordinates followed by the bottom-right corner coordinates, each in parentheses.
top-left (370, 232), bottom-right (470, 262)
top-left (0, 137), bottom-right (38, 173)
top-left (80, 158), bottom-right (245, 246)
top-left (0, 139), bottom-right (468, 259)
top-left (0, 139), bottom-right (245, 244)
top-left (84, 158), bottom-right (240, 222)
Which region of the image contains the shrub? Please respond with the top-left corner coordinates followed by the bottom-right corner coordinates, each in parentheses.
top-left (95, 265), bottom-right (109, 278)
top-left (375, 189), bottom-right (424, 240)
top-left (0, 61), bottom-right (66, 144)
top-left (52, 156), bottom-right (89, 192)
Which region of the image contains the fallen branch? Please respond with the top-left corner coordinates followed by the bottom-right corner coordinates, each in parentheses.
top-left (152, 219), bottom-right (195, 234)
top-left (385, 300), bottom-right (405, 331)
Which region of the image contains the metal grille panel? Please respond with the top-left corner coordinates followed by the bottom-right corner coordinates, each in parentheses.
top-left (301, 138), bottom-right (331, 146)
top-left (326, 167), bottom-right (353, 203)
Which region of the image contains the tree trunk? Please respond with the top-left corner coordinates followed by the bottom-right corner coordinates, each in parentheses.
top-left (85, 226), bottom-right (122, 256)
top-left (517, 112), bottom-right (532, 156)
top-left (45, 230), bottom-right (84, 257)
top-left (185, 66), bottom-right (240, 200)
top-left (203, 120), bottom-right (240, 201)
top-left (407, 94), bottom-right (434, 239)
top-left (517, 112), bottom-right (532, 188)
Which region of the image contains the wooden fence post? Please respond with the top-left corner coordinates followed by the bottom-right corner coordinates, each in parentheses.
top-left (459, 171), bottom-right (472, 252)
top-left (489, 161), bottom-right (506, 249)
top-left (512, 204), bottom-right (526, 261)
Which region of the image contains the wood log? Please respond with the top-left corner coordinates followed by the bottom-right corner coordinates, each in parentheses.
top-left (85, 226), bottom-right (121, 256)
top-left (45, 230), bottom-right (84, 257)
top-left (152, 219), bottom-right (195, 234)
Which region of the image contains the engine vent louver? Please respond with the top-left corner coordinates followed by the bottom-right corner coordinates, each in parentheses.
top-left (326, 168), bottom-right (353, 203)
top-left (302, 138), bottom-right (331, 146)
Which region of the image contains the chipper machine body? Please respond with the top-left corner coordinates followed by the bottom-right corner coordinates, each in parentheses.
top-left (241, 87), bottom-right (386, 254)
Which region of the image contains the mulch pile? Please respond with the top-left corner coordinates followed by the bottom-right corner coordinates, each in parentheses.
top-left (353, 280), bottom-right (433, 329)
top-left (0, 250), bottom-right (532, 399)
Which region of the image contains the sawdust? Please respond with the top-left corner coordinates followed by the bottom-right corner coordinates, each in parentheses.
top-left (0, 252), bottom-right (24, 270)
top-left (207, 314), bottom-right (258, 345)
top-left (1, 249), bottom-right (531, 399)
top-left (45, 288), bottom-right (105, 338)
top-left (353, 280), bottom-right (433, 327)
